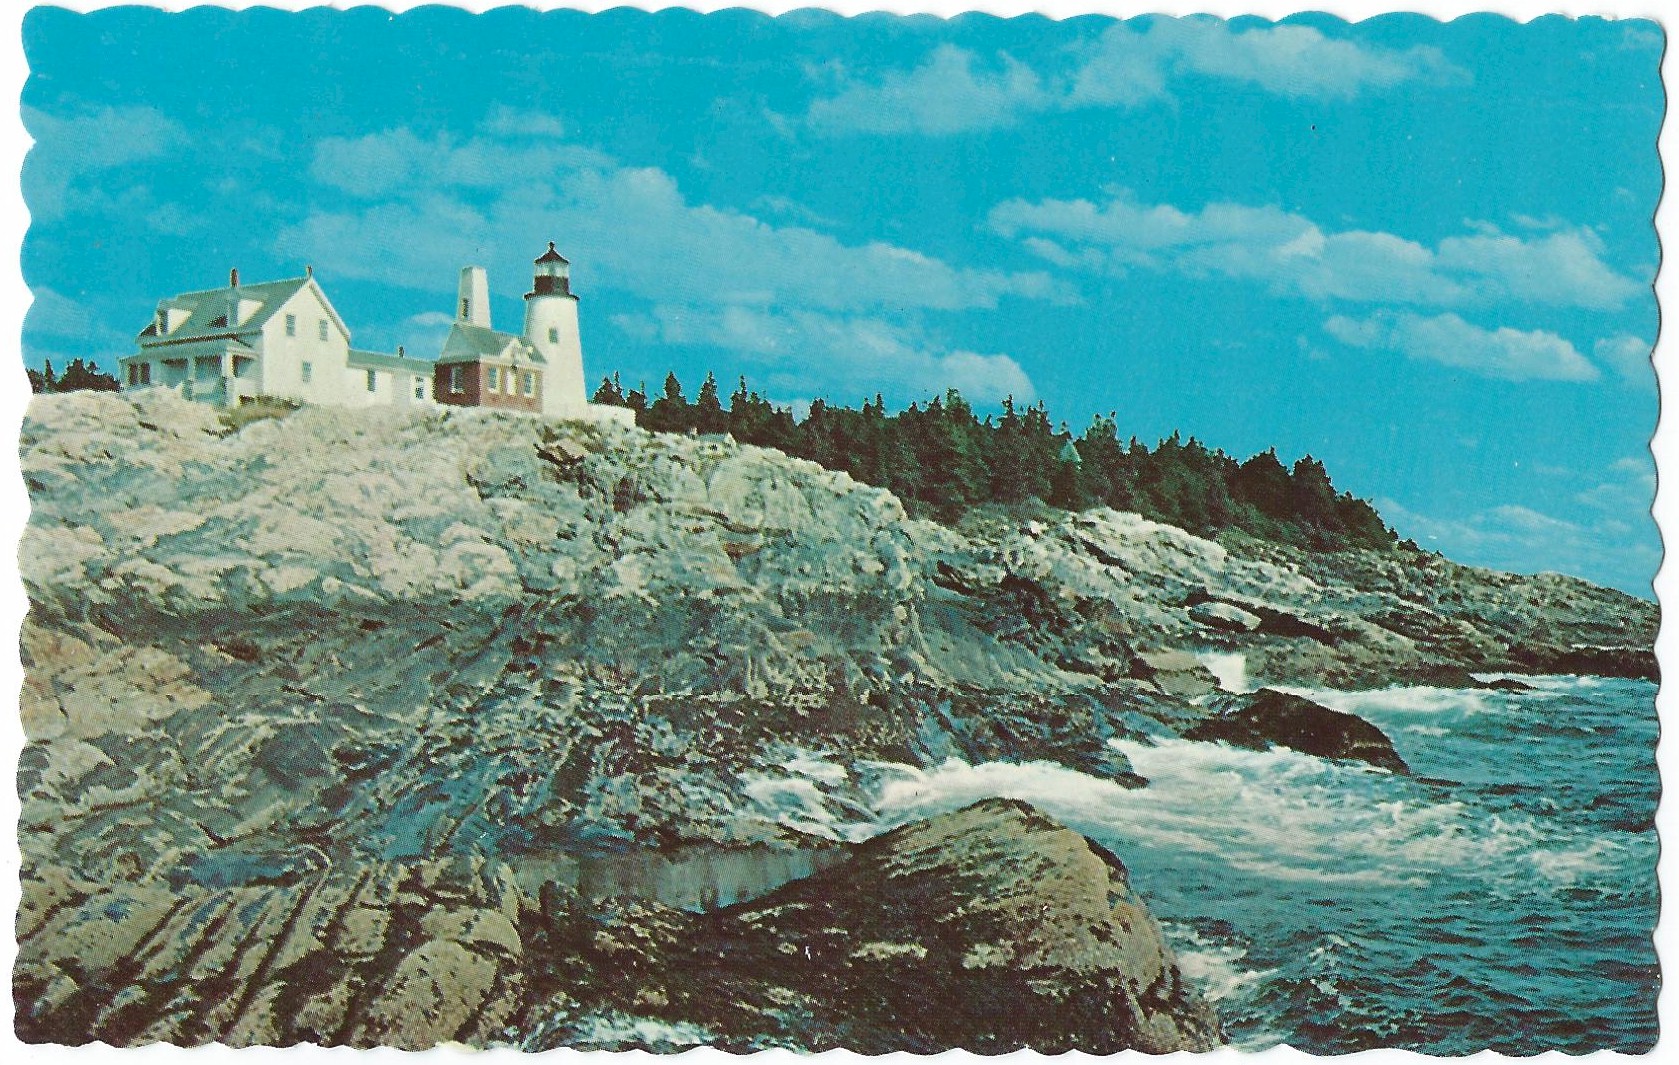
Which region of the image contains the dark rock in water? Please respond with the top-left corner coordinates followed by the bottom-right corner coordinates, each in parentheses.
top-left (1486, 677), bottom-right (1534, 692)
top-left (1186, 688), bottom-right (1410, 774)
top-left (15, 801), bottom-right (1221, 1053)
top-left (1512, 645), bottom-right (1658, 682)
top-left (1396, 662), bottom-right (1486, 689)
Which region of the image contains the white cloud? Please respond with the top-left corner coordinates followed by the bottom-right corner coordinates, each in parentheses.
top-left (808, 45), bottom-right (1049, 135)
top-left (1075, 19), bottom-right (1465, 104)
top-left (639, 304), bottom-right (1034, 406)
top-left (23, 105), bottom-right (188, 221)
top-left (1433, 227), bottom-right (1641, 310)
top-left (284, 124), bottom-right (1049, 403)
top-left (24, 286), bottom-right (133, 356)
top-left (1575, 455), bottom-right (1655, 515)
top-left (1324, 311), bottom-right (1599, 382)
top-left (310, 128), bottom-right (611, 199)
top-left (990, 192), bottom-right (1640, 312)
top-left (1594, 334), bottom-right (1654, 386)
top-left (1377, 496), bottom-right (1656, 594)
top-left (290, 129), bottom-right (1066, 315)
top-left (808, 19), bottom-right (1467, 135)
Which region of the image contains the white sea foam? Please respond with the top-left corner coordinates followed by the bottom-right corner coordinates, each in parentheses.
top-left (1160, 921), bottom-right (1276, 1003)
top-left (742, 772), bottom-right (871, 841)
top-left (1273, 683), bottom-right (1501, 722)
top-left (566, 1010), bottom-right (715, 1049)
top-left (865, 736), bottom-right (1626, 893)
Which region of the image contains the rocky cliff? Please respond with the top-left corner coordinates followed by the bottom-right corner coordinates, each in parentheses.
top-left (15, 392), bottom-right (1656, 1046)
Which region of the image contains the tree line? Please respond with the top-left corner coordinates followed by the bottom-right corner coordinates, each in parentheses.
top-left (28, 358), bottom-right (120, 394)
top-left (593, 372), bottom-right (1397, 552)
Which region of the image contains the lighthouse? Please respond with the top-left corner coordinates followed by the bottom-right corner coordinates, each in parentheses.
top-left (524, 241), bottom-right (587, 416)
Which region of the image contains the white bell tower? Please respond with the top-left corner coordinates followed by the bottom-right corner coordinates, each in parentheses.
top-left (523, 241), bottom-right (586, 415)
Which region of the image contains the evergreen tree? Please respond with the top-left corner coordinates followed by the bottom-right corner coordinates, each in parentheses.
top-left (576, 368), bottom-right (1397, 551)
top-left (592, 372), bottom-right (626, 406)
top-left (644, 372), bottom-right (691, 433)
top-left (694, 372), bottom-right (727, 434)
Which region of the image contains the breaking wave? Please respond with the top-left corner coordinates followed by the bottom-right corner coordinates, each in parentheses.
top-left (868, 676), bottom-right (1658, 1053)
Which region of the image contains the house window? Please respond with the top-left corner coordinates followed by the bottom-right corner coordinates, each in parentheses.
top-left (318, 319), bottom-right (329, 342)
top-left (460, 298), bottom-right (471, 320)
top-left (548, 327), bottom-right (559, 344)
top-left (522, 371), bottom-right (535, 396)
top-left (301, 362), bottom-right (313, 383)
top-left (140, 363), bottom-right (151, 385)
top-left (285, 313), bottom-right (296, 337)
top-left (487, 366), bottom-right (499, 392)
top-left (449, 365), bottom-right (463, 394)
top-left (414, 378), bottom-right (426, 400)
top-left (366, 369), bottom-right (378, 392)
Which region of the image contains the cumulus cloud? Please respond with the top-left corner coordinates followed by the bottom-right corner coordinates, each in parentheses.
top-left (1324, 311), bottom-right (1599, 382)
top-left (1377, 496), bottom-right (1656, 594)
top-left (638, 304), bottom-right (1034, 406)
top-left (808, 45), bottom-right (1049, 135)
top-left (24, 285), bottom-right (133, 363)
top-left (990, 192), bottom-right (1640, 312)
top-left (292, 127), bottom-right (1065, 315)
top-left (808, 18), bottom-right (1467, 135)
top-left (23, 104), bottom-right (188, 221)
top-left (1575, 455), bottom-right (1656, 515)
top-left (1594, 334), bottom-right (1655, 387)
top-left (285, 123), bottom-right (1050, 403)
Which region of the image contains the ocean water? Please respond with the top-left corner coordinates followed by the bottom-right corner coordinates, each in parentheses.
top-left (868, 673), bottom-right (1659, 1054)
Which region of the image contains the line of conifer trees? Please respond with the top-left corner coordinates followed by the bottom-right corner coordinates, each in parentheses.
top-left (593, 371), bottom-right (1397, 552)
top-left (27, 358), bottom-right (121, 394)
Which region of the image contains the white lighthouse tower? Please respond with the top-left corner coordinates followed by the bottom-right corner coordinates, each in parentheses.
top-left (524, 241), bottom-right (587, 417)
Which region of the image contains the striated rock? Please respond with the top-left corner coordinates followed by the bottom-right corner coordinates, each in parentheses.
top-left (14, 391), bottom-right (1656, 1049)
top-left (1186, 688), bottom-right (1410, 774)
top-left (17, 802), bottom-right (1219, 1052)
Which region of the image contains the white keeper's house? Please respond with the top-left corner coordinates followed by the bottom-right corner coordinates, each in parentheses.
top-left (120, 241), bottom-right (632, 426)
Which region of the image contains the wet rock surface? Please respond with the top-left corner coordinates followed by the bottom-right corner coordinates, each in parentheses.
top-left (15, 392), bottom-right (1656, 1047)
top-left (1186, 688), bottom-right (1411, 774)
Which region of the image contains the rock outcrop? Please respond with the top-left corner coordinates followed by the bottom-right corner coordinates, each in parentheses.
top-left (15, 392), bottom-right (1657, 1048)
top-left (16, 800), bottom-right (1220, 1052)
top-left (1186, 688), bottom-right (1410, 774)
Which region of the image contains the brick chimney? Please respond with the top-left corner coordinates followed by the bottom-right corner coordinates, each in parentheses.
top-left (229, 267), bottom-right (239, 288)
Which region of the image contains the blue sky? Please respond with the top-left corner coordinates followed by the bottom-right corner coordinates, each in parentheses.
top-left (19, 8), bottom-right (1663, 594)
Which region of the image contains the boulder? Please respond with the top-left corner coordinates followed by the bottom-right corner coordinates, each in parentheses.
top-left (1188, 600), bottom-right (1261, 633)
top-left (1185, 688), bottom-right (1409, 774)
top-left (625, 798), bottom-right (1223, 1053)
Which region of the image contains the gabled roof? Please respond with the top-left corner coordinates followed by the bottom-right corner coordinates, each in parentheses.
top-left (349, 348), bottom-right (435, 373)
top-left (436, 321), bottom-right (547, 365)
top-left (137, 275), bottom-right (352, 347)
top-left (137, 277), bottom-right (308, 343)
